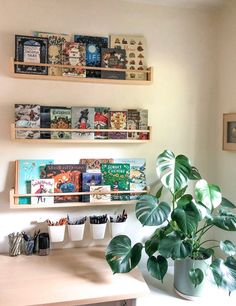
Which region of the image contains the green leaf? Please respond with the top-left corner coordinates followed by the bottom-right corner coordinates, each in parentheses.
top-left (220, 240), bottom-right (236, 256)
top-left (106, 235), bottom-right (143, 273)
top-left (189, 166), bottom-right (201, 180)
top-left (212, 210), bottom-right (236, 231)
top-left (147, 255), bottom-right (168, 282)
top-left (210, 257), bottom-right (236, 294)
top-left (195, 179), bottom-right (222, 211)
top-left (145, 237), bottom-right (159, 257)
top-left (156, 186), bottom-right (163, 199)
top-left (221, 197), bottom-right (236, 209)
top-left (189, 268), bottom-right (204, 287)
top-left (136, 194), bottom-right (171, 226)
top-left (158, 232), bottom-right (192, 259)
top-left (176, 194), bottom-right (193, 208)
top-left (174, 186), bottom-right (188, 201)
top-left (156, 150), bottom-right (192, 194)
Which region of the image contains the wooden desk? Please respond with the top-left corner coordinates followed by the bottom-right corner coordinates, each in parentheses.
top-left (0, 247), bottom-right (149, 306)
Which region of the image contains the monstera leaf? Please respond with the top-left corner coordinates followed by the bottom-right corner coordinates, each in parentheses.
top-left (147, 255), bottom-right (168, 282)
top-left (189, 268), bottom-right (204, 287)
top-left (136, 194), bottom-right (170, 226)
top-left (106, 235), bottom-right (143, 274)
top-left (220, 240), bottom-right (236, 256)
top-left (156, 150), bottom-right (192, 194)
top-left (211, 210), bottom-right (236, 231)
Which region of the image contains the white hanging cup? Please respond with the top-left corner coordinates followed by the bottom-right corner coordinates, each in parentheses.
top-left (48, 225), bottom-right (65, 243)
top-left (68, 224), bottom-right (85, 241)
top-left (110, 221), bottom-right (126, 237)
top-left (90, 223), bottom-right (107, 240)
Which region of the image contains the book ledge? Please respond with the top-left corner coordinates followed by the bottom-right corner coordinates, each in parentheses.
top-left (10, 188), bottom-right (149, 209)
top-left (11, 124), bottom-right (152, 143)
top-left (9, 57), bottom-right (153, 85)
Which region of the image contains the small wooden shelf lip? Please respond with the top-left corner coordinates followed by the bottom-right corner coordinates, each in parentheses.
top-left (11, 124), bottom-right (151, 143)
top-left (10, 188), bottom-right (147, 209)
top-left (9, 57), bottom-right (153, 85)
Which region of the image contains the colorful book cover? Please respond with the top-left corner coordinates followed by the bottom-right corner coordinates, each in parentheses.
top-left (15, 104), bottom-right (40, 139)
top-left (15, 35), bottom-right (48, 75)
top-left (71, 107), bottom-right (94, 140)
top-left (62, 42), bottom-right (86, 77)
top-left (110, 35), bottom-right (147, 80)
top-left (101, 48), bottom-right (126, 79)
top-left (127, 109), bottom-right (140, 140)
top-left (74, 35), bottom-right (108, 78)
top-left (45, 164), bottom-right (86, 202)
top-left (81, 172), bottom-right (102, 202)
top-left (31, 178), bottom-right (54, 205)
top-left (79, 158), bottom-right (114, 173)
top-left (34, 31), bottom-right (71, 76)
top-left (90, 185), bottom-right (111, 203)
top-left (94, 107), bottom-right (110, 139)
top-left (16, 159), bottom-right (54, 204)
top-left (50, 108), bottom-right (72, 139)
top-left (101, 163), bottom-right (130, 201)
top-left (114, 158), bottom-right (146, 199)
top-left (108, 111), bottom-right (127, 139)
top-left (137, 109), bottom-right (148, 140)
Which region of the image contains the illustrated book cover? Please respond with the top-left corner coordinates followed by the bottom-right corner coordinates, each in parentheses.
top-left (94, 107), bottom-right (110, 139)
top-left (90, 185), bottom-right (111, 203)
top-left (74, 35), bottom-right (108, 78)
top-left (71, 107), bottom-right (94, 140)
top-left (15, 35), bottom-right (48, 75)
top-left (127, 109), bottom-right (140, 140)
top-left (110, 35), bottom-right (147, 80)
top-left (15, 159), bottom-right (54, 204)
top-left (101, 163), bottom-right (130, 201)
top-left (108, 111), bottom-right (127, 139)
top-left (137, 108), bottom-right (148, 140)
top-left (34, 31), bottom-right (70, 76)
top-left (50, 108), bottom-right (72, 139)
top-left (101, 48), bottom-right (126, 79)
top-left (79, 158), bottom-right (114, 173)
top-left (81, 172), bottom-right (102, 202)
top-left (114, 158), bottom-right (146, 199)
top-left (31, 178), bottom-right (54, 205)
top-left (15, 104), bottom-right (40, 139)
top-left (62, 42), bottom-right (86, 77)
top-left (45, 164), bottom-right (86, 202)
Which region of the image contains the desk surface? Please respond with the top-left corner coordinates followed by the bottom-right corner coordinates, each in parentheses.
top-left (0, 247), bottom-right (149, 306)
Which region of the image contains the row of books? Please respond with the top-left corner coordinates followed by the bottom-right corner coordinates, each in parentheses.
top-left (15, 158), bottom-right (146, 205)
top-left (15, 104), bottom-right (149, 140)
top-left (15, 32), bottom-right (147, 80)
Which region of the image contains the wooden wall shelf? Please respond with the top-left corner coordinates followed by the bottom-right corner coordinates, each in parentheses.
top-left (10, 188), bottom-right (148, 209)
top-left (9, 58), bottom-right (153, 85)
top-left (11, 124), bottom-right (151, 144)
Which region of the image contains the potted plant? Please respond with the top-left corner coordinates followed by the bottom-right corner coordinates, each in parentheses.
top-left (106, 150), bottom-right (236, 298)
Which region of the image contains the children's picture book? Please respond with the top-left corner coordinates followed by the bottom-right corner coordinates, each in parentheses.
top-left (45, 164), bottom-right (86, 202)
top-left (50, 108), bottom-right (71, 139)
top-left (74, 35), bottom-right (108, 78)
top-left (31, 178), bottom-right (54, 205)
top-left (114, 158), bottom-right (146, 199)
top-left (137, 109), bottom-right (149, 140)
top-left (71, 107), bottom-right (94, 140)
top-left (81, 172), bottom-right (102, 202)
top-left (101, 48), bottom-right (126, 79)
top-left (110, 35), bottom-right (147, 80)
top-left (15, 159), bottom-right (54, 204)
top-left (90, 185), bottom-right (111, 203)
top-left (127, 109), bottom-right (140, 140)
top-left (79, 158), bottom-right (114, 173)
top-left (101, 163), bottom-right (130, 201)
top-left (94, 107), bottom-right (110, 139)
top-left (34, 31), bottom-right (71, 76)
top-left (15, 104), bottom-right (40, 139)
top-left (62, 42), bottom-right (86, 77)
top-left (15, 35), bottom-right (48, 75)
top-left (108, 111), bottom-right (127, 139)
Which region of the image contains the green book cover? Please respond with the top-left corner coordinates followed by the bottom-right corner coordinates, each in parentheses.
top-left (101, 163), bottom-right (130, 201)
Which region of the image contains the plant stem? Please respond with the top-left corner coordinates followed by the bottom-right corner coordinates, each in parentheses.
top-left (199, 239), bottom-right (219, 246)
top-left (196, 225), bottom-right (214, 243)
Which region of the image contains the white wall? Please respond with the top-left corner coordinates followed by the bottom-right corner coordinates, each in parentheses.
top-left (0, 0), bottom-right (217, 252)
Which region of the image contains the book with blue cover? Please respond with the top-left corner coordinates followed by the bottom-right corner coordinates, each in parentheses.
top-left (81, 172), bottom-right (102, 202)
top-left (16, 159), bottom-right (54, 204)
top-left (74, 35), bottom-right (108, 78)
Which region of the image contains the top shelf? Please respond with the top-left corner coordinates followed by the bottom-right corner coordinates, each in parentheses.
top-left (9, 58), bottom-right (153, 85)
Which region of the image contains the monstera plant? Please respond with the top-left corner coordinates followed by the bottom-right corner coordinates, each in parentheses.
top-left (106, 150), bottom-right (236, 296)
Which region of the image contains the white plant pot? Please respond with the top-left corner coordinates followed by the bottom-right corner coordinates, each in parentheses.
top-left (68, 224), bottom-right (85, 241)
top-left (90, 223), bottom-right (107, 240)
top-left (110, 222), bottom-right (126, 237)
top-left (48, 225), bottom-right (65, 243)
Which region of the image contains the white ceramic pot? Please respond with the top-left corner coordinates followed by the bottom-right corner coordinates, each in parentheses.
top-left (68, 224), bottom-right (85, 241)
top-left (48, 225), bottom-right (65, 243)
top-left (90, 223), bottom-right (107, 240)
